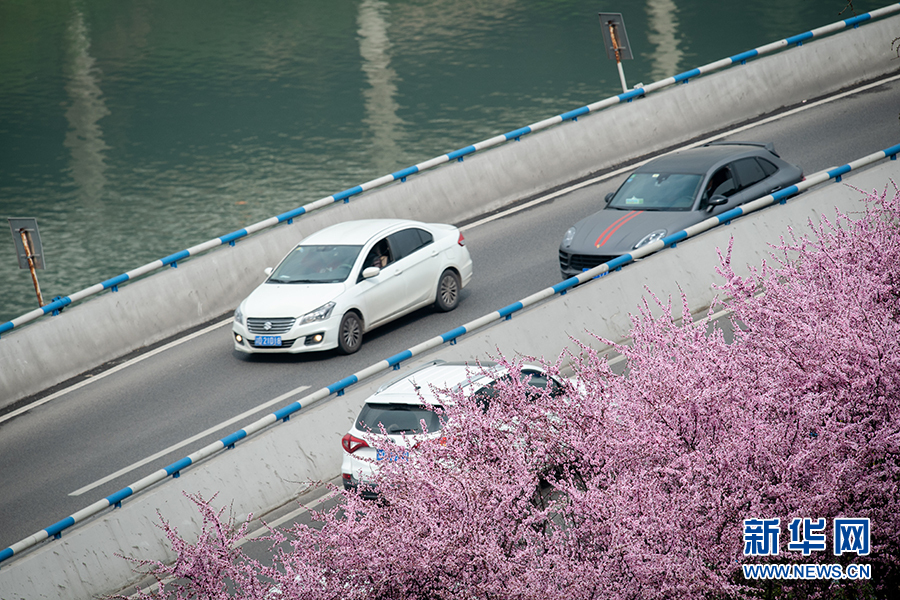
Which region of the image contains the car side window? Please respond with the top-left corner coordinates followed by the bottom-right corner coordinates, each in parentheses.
top-left (707, 166), bottom-right (736, 197)
top-left (757, 157), bottom-right (778, 177)
top-left (521, 369), bottom-right (563, 397)
top-left (700, 166), bottom-right (736, 209)
top-left (387, 228), bottom-right (433, 261)
top-left (733, 157), bottom-right (768, 190)
top-left (472, 384), bottom-right (499, 413)
top-left (360, 237), bottom-right (393, 279)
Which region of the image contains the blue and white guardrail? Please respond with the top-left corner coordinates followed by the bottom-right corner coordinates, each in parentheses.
top-left (1, 142), bottom-right (897, 567)
top-left (1, 3), bottom-right (897, 338)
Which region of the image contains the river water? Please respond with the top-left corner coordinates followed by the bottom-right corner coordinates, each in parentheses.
top-left (0, 0), bottom-right (888, 324)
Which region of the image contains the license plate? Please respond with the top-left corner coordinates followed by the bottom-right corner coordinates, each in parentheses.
top-left (255, 335), bottom-right (282, 347)
top-left (376, 449), bottom-right (409, 462)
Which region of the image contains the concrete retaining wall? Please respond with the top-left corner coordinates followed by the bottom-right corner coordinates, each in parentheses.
top-left (1, 160), bottom-right (896, 600)
top-left (2, 15), bottom-right (899, 407)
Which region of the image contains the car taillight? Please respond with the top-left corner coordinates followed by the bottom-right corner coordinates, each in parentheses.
top-left (342, 433), bottom-right (369, 454)
top-left (457, 232), bottom-right (466, 246)
top-left (413, 436), bottom-right (448, 450)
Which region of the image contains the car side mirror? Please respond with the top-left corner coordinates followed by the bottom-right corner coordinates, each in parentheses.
top-left (362, 266), bottom-right (381, 279)
top-left (604, 192), bottom-right (614, 204)
top-left (705, 195), bottom-right (728, 211)
top-left (264, 267), bottom-right (273, 276)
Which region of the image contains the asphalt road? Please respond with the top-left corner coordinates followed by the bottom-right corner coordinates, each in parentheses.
top-left (1, 75), bottom-right (899, 551)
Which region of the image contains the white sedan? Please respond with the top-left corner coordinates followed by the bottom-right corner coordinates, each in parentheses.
top-left (232, 219), bottom-right (473, 354)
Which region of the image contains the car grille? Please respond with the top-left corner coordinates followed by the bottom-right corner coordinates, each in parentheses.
top-left (248, 337), bottom-right (296, 349)
top-left (559, 250), bottom-right (617, 272)
top-left (247, 317), bottom-right (295, 335)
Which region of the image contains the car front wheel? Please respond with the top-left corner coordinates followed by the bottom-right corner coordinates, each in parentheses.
top-left (338, 312), bottom-right (363, 354)
top-left (435, 269), bottom-right (461, 312)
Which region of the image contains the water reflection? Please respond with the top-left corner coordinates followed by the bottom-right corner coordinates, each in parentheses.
top-left (63, 6), bottom-right (110, 205)
top-left (644, 0), bottom-right (684, 81)
top-left (358, 0), bottom-right (405, 174)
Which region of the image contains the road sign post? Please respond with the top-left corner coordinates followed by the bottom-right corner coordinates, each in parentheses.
top-left (8, 217), bottom-right (46, 308)
top-left (599, 13), bottom-right (633, 93)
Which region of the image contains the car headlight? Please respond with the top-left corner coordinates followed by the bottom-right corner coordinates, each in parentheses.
top-left (633, 229), bottom-right (667, 249)
top-left (562, 226), bottom-right (577, 248)
top-left (298, 301), bottom-right (336, 325)
top-left (234, 304), bottom-right (244, 326)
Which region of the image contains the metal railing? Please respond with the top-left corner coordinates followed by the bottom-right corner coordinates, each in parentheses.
top-left (2, 3), bottom-right (897, 338)
top-left (1, 140), bottom-right (897, 566)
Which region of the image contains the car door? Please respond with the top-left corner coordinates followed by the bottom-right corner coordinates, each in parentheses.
top-left (386, 227), bottom-right (437, 309)
top-left (356, 236), bottom-right (408, 328)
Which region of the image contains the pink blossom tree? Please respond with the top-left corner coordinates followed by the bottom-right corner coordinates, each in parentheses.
top-left (118, 185), bottom-right (900, 600)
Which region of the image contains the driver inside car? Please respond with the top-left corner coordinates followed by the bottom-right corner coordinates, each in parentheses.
top-left (365, 240), bottom-right (390, 269)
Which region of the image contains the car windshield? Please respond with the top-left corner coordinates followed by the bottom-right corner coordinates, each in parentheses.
top-left (356, 402), bottom-right (444, 435)
top-left (607, 172), bottom-right (703, 211)
top-left (267, 245), bottom-right (362, 284)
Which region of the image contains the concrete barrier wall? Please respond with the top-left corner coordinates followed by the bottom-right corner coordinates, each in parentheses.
top-left (2, 15), bottom-right (899, 406)
top-left (1, 159), bottom-right (895, 600)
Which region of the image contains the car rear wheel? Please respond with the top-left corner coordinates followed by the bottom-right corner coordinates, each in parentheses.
top-left (435, 269), bottom-right (460, 312)
top-left (338, 312), bottom-right (363, 354)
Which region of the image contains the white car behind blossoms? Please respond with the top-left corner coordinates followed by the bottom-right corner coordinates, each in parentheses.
top-left (341, 360), bottom-right (569, 497)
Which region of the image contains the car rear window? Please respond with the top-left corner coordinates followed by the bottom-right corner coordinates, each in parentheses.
top-left (356, 402), bottom-right (444, 435)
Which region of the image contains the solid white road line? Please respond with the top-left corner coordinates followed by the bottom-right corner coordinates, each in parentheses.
top-left (1, 317), bottom-right (235, 426)
top-left (70, 383), bottom-right (311, 496)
